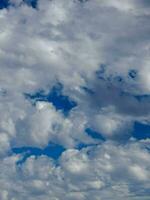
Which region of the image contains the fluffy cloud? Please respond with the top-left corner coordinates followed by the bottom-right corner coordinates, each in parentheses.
top-left (0, 0), bottom-right (150, 199)
top-left (0, 141), bottom-right (150, 200)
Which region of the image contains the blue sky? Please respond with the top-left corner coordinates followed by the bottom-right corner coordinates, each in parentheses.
top-left (0, 0), bottom-right (150, 199)
top-left (0, 0), bottom-right (38, 9)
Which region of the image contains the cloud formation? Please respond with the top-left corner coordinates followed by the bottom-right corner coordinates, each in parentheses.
top-left (0, 0), bottom-right (150, 199)
top-left (0, 141), bottom-right (150, 199)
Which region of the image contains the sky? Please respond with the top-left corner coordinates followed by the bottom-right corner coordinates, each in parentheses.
top-left (0, 0), bottom-right (150, 199)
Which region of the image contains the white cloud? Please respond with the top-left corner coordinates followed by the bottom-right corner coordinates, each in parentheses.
top-left (0, 141), bottom-right (149, 199)
top-left (0, 0), bottom-right (150, 199)
top-left (90, 106), bottom-right (133, 138)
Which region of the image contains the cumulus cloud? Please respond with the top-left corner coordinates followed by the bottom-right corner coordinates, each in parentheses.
top-left (0, 141), bottom-right (150, 199)
top-left (0, 0), bottom-right (150, 199)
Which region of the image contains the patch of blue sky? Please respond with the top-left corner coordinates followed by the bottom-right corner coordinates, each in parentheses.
top-left (12, 142), bottom-right (65, 165)
top-left (132, 122), bottom-right (150, 140)
top-left (78, 0), bottom-right (89, 2)
top-left (12, 140), bottom-right (100, 165)
top-left (85, 128), bottom-right (106, 141)
top-left (0, 0), bottom-right (9, 9)
top-left (81, 86), bottom-right (95, 95)
top-left (128, 69), bottom-right (137, 79)
top-left (24, 83), bottom-right (77, 116)
top-left (23, 0), bottom-right (38, 8)
top-left (134, 94), bottom-right (150, 102)
top-left (76, 142), bottom-right (99, 150)
top-left (0, 0), bottom-right (38, 9)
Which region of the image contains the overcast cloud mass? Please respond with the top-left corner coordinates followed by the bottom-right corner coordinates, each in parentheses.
top-left (0, 0), bottom-right (150, 199)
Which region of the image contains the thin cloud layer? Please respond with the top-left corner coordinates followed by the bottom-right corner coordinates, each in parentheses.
top-left (0, 0), bottom-right (150, 199)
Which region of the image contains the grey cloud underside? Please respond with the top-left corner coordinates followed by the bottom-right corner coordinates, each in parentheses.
top-left (0, 0), bottom-right (150, 199)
